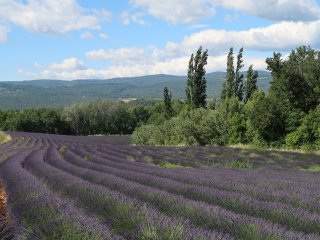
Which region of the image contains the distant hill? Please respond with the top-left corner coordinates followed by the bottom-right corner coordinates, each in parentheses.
top-left (0, 71), bottom-right (271, 109)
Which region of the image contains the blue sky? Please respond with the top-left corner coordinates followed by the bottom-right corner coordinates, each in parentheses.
top-left (0, 0), bottom-right (320, 81)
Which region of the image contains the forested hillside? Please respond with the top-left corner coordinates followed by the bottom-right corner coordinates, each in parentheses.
top-left (0, 71), bottom-right (271, 109)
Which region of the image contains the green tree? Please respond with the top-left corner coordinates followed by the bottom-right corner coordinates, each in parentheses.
top-left (266, 52), bottom-right (283, 80)
top-left (266, 46), bottom-right (320, 139)
top-left (222, 47), bottom-right (245, 101)
top-left (163, 86), bottom-right (173, 119)
top-left (235, 47), bottom-right (244, 101)
top-left (131, 124), bottom-right (165, 146)
top-left (245, 91), bottom-right (285, 144)
top-left (185, 46), bottom-right (208, 108)
top-left (285, 104), bottom-right (320, 149)
top-left (267, 46), bottom-right (320, 113)
top-left (130, 106), bottom-right (150, 127)
top-left (207, 98), bottom-right (217, 110)
top-left (63, 100), bottom-right (136, 135)
top-left (221, 47), bottom-right (235, 100)
top-left (244, 65), bottom-right (258, 103)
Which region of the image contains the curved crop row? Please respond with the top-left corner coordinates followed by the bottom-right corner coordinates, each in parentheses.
top-left (46, 144), bottom-right (318, 239)
top-left (0, 132), bottom-right (319, 240)
top-left (70, 144), bottom-right (320, 213)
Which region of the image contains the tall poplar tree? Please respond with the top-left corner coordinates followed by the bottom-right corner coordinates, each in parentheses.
top-left (221, 47), bottom-right (245, 101)
top-left (235, 47), bottom-right (244, 101)
top-left (163, 86), bottom-right (173, 119)
top-left (244, 65), bottom-right (258, 103)
top-left (221, 47), bottom-right (235, 100)
top-left (185, 46), bottom-right (208, 108)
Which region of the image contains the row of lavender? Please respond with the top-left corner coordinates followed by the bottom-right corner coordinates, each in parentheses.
top-left (0, 132), bottom-right (319, 239)
top-left (78, 140), bottom-right (320, 170)
top-left (0, 133), bottom-right (123, 240)
top-left (50, 135), bottom-right (320, 237)
top-left (82, 143), bottom-right (320, 212)
top-left (0, 133), bottom-right (231, 239)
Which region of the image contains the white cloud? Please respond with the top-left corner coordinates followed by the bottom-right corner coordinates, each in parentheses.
top-left (130, 0), bottom-right (216, 24)
top-left (17, 68), bottom-right (37, 79)
top-left (19, 16), bottom-right (320, 80)
top-left (121, 11), bottom-right (130, 25)
top-left (29, 57), bottom-right (190, 80)
top-left (56, 19), bottom-right (311, 80)
top-left (34, 62), bottom-right (44, 68)
top-left (224, 14), bottom-right (240, 23)
top-left (153, 20), bottom-right (320, 59)
top-left (80, 31), bottom-right (94, 40)
top-left (121, 11), bottom-right (147, 25)
top-left (40, 68), bottom-right (115, 80)
top-left (189, 24), bottom-right (210, 29)
top-left (152, 42), bottom-right (182, 60)
top-left (131, 12), bottom-right (147, 25)
top-left (129, 0), bottom-right (320, 24)
top-left (0, 25), bottom-right (9, 43)
top-left (99, 33), bottom-right (109, 40)
top-left (0, 0), bottom-right (111, 35)
top-left (19, 53), bottom-right (266, 80)
top-left (86, 47), bottom-right (147, 65)
top-left (48, 58), bottom-right (87, 71)
top-left (219, 0), bottom-right (320, 21)
top-left (17, 0), bottom-right (320, 81)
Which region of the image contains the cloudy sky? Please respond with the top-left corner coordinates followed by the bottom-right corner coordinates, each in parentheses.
top-left (0, 0), bottom-right (320, 81)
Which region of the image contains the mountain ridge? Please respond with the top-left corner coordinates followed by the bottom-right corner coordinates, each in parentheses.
top-left (0, 71), bottom-right (271, 109)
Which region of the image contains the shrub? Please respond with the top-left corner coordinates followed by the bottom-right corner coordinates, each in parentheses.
top-left (227, 159), bottom-right (255, 169)
top-left (131, 124), bottom-right (165, 146)
top-left (0, 131), bottom-right (11, 145)
top-left (58, 145), bottom-right (68, 155)
top-left (285, 105), bottom-right (320, 149)
top-left (132, 97), bottom-right (247, 146)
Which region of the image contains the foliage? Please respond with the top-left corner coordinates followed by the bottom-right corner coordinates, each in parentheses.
top-left (301, 165), bottom-right (320, 172)
top-left (131, 124), bottom-right (165, 146)
top-left (245, 91), bottom-right (285, 144)
top-left (221, 47), bottom-right (245, 101)
top-left (227, 159), bottom-right (255, 169)
top-left (185, 46), bottom-right (208, 108)
top-left (207, 98), bottom-right (217, 110)
top-left (63, 100), bottom-right (145, 136)
top-left (132, 97), bottom-right (245, 146)
top-left (163, 86), bottom-right (173, 119)
top-left (83, 155), bottom-right (92, 161)
top-left (285, 105), bottom-right (320, 149)
top-left (157, 162), bottom-right (184, 169)
top-left (0, 72), bottom-right (271, 110)
top-left (262, 46), bottom-right (320, 147)
top-left (235, 47), bottom-right (244, 101)
top-left (58, 145), bottom-right (68, 155)
top-left (0, 101), bottom-right (153, 136)
top-left (130, 106), bottom-right (150, 128)
top-left (268, 46), bottom-right (320, 114)
top-left (244, 65), bottom-right (258, 103)
top-left (0, 131), bottom-right (11, 145)
top-left (221, 47), bottom-right (235, 100)
top-left (0, 108), bottom-right (70, 134)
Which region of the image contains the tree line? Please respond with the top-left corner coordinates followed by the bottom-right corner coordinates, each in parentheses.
top-left (0, 101), bottom-right (152, 136)
top-left (133, 45), bottom-right (320, 150)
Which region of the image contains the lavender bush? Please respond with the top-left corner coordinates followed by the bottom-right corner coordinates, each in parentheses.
top-left (0, 131), bottom-right (319, 239)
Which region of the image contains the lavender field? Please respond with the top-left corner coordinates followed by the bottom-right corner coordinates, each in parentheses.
top-left (0, 132), bottom-right (320, 240)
